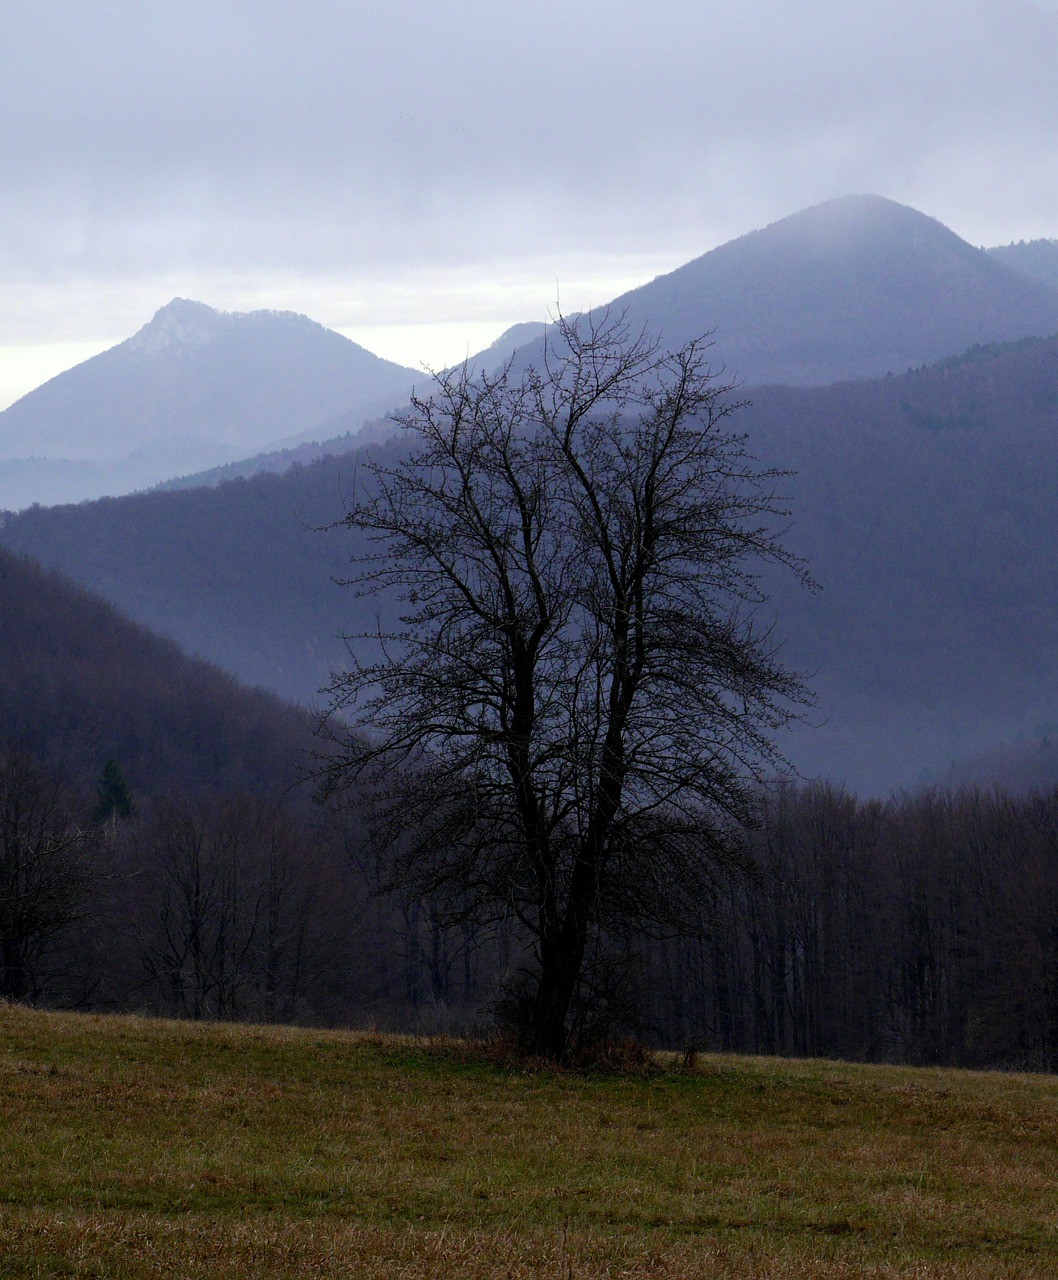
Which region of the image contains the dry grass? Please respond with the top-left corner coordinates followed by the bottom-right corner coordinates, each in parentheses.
top-left (2, 1004), bottom-right (1058, 1277)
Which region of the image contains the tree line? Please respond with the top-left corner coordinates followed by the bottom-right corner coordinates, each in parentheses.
top-left (631, 781), bottom-right (1058, 1071)
top-left (8, 742), bottom-right (1058, 1072)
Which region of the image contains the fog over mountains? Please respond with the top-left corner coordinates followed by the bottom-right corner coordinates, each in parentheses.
top-left (0, 299), bottom-right (420, 509)
top-left (5, 194), bottom-right (1058, 794)
top-left (7, 326), bottom-right (1058, 793)
top-left (152, 196), bottom-right (1058, 496)
top-left (498, 195), bottom-right (1058, 389)
top-left (7, 195), bottom-right (1058, 513)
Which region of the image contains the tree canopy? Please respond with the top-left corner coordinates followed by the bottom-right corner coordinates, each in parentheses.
top-left (323, 312), bottom-right (810, 1058)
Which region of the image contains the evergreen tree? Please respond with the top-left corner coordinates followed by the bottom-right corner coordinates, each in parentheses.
top-left (92, 759), bottom-right (133, 824)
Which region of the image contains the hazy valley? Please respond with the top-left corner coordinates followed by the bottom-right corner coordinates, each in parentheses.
top-left (7, 197), bottom-right (1058, 793)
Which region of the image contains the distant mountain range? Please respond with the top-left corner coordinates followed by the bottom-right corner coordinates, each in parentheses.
top-left (7, 323), bottom-right (1058, 793)
top-left (7, 193), bottom-right (1058, 794)
top-left (501, 195), bottom-right (1058, 389)
top-left (0, 299), bottom-right (421, 509)
top-left (7, 195), bottom-right (1058, 512)
top-left (152, 196), bottom-right (1058, 495)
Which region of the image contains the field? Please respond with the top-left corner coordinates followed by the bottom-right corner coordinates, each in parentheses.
top-left (2, 1005), bottom-right (1058, 1277)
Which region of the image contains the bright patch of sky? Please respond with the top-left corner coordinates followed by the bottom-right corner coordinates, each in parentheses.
top-left (0, 342), bottom-right (116, 413)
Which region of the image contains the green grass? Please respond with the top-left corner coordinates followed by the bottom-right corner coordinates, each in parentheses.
top-left (3, 1004), bottom-right (1058, 1276)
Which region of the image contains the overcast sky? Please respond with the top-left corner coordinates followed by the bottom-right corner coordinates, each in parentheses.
top-left (4, 0), bottom-right (1058, 407)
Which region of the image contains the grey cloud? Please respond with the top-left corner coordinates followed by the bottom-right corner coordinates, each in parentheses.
top-left (3, 0), bottom-right (1058, 289)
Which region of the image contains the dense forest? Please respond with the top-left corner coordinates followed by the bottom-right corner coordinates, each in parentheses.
top-left (12, 746), bottom-right (1058, 1074)
top-left (638, 783), bottom-right (1058, 1070)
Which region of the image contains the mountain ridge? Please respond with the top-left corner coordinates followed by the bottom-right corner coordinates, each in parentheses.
top-left (149, 196), bottom-right (1058, 494)
top-left (543, 195), bottom-right (1058, 387)
top-left (0, 300), bottom-right (421, 509)
top-left (7, 324), bottom-right (1058, 792)
top-left (987, 237), bottom-right (1058, 292)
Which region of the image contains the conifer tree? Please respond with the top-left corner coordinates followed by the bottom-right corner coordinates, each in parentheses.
top-left (92, 759), bottom-right (133, 824)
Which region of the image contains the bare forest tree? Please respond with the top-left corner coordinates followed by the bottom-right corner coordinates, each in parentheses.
top-left (137, 795), bottom-right (327, 1022)
top-left (0, 748), bottom-right (95, 1002)
top-left (322, 312), bottom-right (810, 1059)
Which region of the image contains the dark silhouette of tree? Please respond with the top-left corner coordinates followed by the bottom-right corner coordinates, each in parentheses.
top-left (0, 748), bottom-right (94, 1002)
top-left (137, 794), bottom-right (328, 1022)
top-left (91, 759), bottom-right (133, 825)
top-left (322, 312), bottom-right (810, 1059)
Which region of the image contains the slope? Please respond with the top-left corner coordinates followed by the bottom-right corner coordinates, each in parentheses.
top-left (0, 299), bottom-right (419, 509)
top-left (156, 320), bottom-right (551, 492)
top-left (6, 331), bottom-right (1058, 793)
top-left (152, 197), bottom-right (1058, 498)
top-left (0, 545), bottom-right (316, 797)
top-left (509, 195), bottom-right (1058, 388)
top-left (988, 238), bottom-right (1058, 292)
top-left (743, 333), bottom-right (1058, 788)
top-left (5, 1006), bottom-right (1058, 1277)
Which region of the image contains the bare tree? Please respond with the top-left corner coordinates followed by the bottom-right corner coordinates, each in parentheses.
top-left (322, 312), bottom-right (811, 1059)
top-left (0, 748), bottom-right (94, 1002)
top-left (138, 794), bottom-right (325, 1022)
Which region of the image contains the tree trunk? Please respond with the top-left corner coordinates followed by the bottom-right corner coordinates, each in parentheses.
top-left (527, 952), bottom-right (580, 1059)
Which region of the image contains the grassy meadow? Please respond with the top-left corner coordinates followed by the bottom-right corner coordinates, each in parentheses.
top-left (2, 1004), bottom-right (1058, 1277)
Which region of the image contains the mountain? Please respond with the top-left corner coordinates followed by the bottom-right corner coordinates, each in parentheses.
top-left (738, 333), bottom-right (1058, 789)
top-left (459, 320), bottom-right (549, 373)
top-left (6, 329), bottom-right (1058, 794)
top-left (0, 545), bottom-right (316, 798)
top-left (152, 198), bottom-right (1058, 498)
top-left (11, 197), bottom-right (1053, 510)
top-left (0, 461), bottom-right (359, 702)
top-left (152, 321), bottom-right (552, 492)
top-left (506, 195), bottom-right (1058, 388)
top-left (0, 299), bottom-right (419, 510)
top-left (988, 239), bottom-right (1058, 292)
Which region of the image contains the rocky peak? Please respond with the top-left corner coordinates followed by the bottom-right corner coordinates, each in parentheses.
top-left (125, 298), bottom-right (224, 356)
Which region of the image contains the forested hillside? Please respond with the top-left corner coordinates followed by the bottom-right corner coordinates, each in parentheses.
top-left (989, 238), bottom-right (1058, 291)
top-left (1, 462), bottom-right (358, 701)
top-left (0, 547), bottom-right (364, 1015)
top-left (743, 333), bottom-right (1058, 788)
top-left (0, 546), bottom-right (316, 796)
top-left (7, 332), bottom-right (1058, 791)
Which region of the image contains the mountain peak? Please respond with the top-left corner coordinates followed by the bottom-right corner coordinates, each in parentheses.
top-left (739, 194), bottom-right (968, 262)
top-left (781, 193), bottom-right (922, 222)
top-left (154, 297), bottom-right (219, 321)
top-left (127, 298), bottom-right (224, 355)
top-left (595, 194), bottom-right (1058, 386)
top-left (0, 299), bottom-right (420, 502)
